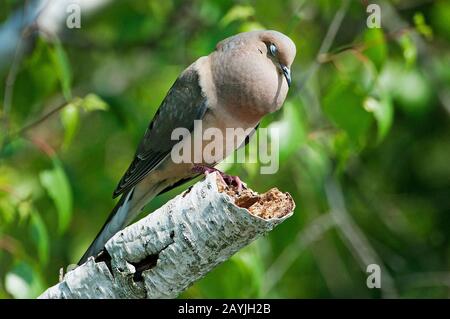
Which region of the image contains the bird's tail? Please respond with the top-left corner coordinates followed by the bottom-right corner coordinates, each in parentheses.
top-left (78, 188), bottom-right (146, 265)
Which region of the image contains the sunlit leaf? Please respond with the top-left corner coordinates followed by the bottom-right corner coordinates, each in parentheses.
top-left (0, 198), bottom-right (15, 225)
top-left (414, 12), bottom-right (433, 40)
top-left (17, 201), bottom-right (32, 223)
top-left (364, 95), bottom-right (393, 143)
top-left (239, 21), bottom-right (265, 32)
top-left (363, 28), bottom-right (387, 70)
top-left (59, 94), bottom-right (108, 149)
top-left (220, 5), bottom-right (254, 27)
top-left (399, 34), bottom-right (417, 67)
top-left (39, 157), bottom-right (73, 234)
top-left (397, 70), bottom-right (433, 115)
top-left (61, 103), bottom-right (80, 150)
top-left (80, 93), bottom-right (109, 112)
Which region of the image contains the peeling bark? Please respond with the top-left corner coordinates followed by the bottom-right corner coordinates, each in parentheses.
top-left (39, 172), bottom-right (295, 299)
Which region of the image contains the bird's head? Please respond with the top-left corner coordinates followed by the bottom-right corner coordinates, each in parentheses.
top-left (258, 30), bottom-right (296, 87)
top-left (212, 30), bottom-right (297, 122)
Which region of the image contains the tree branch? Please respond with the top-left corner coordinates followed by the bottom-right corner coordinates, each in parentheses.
top-left (38, 172), bottom-right (295, 299)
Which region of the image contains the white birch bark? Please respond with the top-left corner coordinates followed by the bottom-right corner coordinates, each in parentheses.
top-left (39, 172), bottom-right (294, 299)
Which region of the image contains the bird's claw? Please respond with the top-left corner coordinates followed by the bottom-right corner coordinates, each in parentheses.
top-left (221, 174), bottom-right (246, 192)
top-left (192, 164), bottom-right (246, 192)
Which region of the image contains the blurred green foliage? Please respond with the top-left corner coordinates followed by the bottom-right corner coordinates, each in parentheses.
top-left (0, 0), bottom-right (449, 298)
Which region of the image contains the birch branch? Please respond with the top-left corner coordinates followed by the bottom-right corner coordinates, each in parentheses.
top-left (39, 172), bottom-right (295, 299)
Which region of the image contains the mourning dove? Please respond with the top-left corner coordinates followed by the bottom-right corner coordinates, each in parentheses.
top-left (79, 30), bottom-right (296, 264)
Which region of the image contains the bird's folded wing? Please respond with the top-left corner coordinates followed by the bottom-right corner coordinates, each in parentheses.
top-left (113, 67), bottom-right (208, 198)
top-left (156, 122), bottom-right (260, 197)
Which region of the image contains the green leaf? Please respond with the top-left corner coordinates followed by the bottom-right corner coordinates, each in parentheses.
top-left (363, 96), bottom-right (393, 143)
top-left (26, 38), bottom-right (59, 101)
top-left (39, 157), bottom-right (73, 234)
top-left (17, 201), bottom-right (32, 223)
top-left (397, 71), bottom-right (433, 115)
top-left (333, 51), bottom-right (377, 92)
top-left (59, 94), bottom-right (108, 149)
top-left (323, 82), bottom-right (373, 145)
top-left (0, 198), bottom-right (15, 225)
top-left (61, 102), bottom-right (80, 150)
top-left (80, 93), bottom-right (109, 112)
top-left (363, 28), bottom-right (387, 70)
top-left (239, 21), bottom-right (265, 32)
top-left (220, 5), bottom-right (255, 27)
top-left (399, 34), bottom-right (417, 67)
top-left (29, 210), bottom-right (50, 266)
top-left (49, 38), bottom-right (72, 101)
top-left (414, 12), bottom-right (433, 40)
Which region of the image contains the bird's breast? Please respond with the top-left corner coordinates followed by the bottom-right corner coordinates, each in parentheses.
top-left (211, 50), bottom-right (289, 122)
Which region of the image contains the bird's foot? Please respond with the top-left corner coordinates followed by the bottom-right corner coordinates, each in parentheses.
top-left (192, 164), bottom-right (246, 192)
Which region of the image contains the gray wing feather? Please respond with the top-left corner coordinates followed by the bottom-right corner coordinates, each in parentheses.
top-left (113, 67), bottom-right (208, 198)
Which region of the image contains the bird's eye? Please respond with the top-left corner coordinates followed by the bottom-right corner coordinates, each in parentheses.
top-left (269, 43), bottom-right (278, 56)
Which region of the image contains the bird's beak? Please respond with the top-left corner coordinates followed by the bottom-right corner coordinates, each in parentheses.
top-left (280, 64), bottom-right (291, 87)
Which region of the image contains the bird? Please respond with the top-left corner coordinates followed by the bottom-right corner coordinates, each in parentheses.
top-left (78, 30), bottom-right (296, 265)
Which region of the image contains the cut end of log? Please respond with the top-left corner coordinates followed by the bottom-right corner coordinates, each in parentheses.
top-left (215, 174), bottom-right (295, 220)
